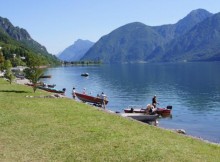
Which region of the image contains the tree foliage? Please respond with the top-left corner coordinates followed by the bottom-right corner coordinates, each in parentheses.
top-left (3, 60), bottom-right (15, 84)
top-left (24, 67), bottom-right (44, 92)
top-left (23, 55), bottom-right (45, 92)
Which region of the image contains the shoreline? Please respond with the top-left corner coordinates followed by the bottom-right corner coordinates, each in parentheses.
top-left (13, 77), bottom-right (220, 145)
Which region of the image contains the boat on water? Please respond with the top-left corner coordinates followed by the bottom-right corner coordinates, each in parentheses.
top-left (124, 105), bottom-right (172, 116)
top-left (120, 113), bottom-right (158, 122)
top-left (81, 73), bottom-right (89, 77)
top-left (156, 106), bottom-right (172, 115)
top-left (75, 92), bottom-right (108, 106)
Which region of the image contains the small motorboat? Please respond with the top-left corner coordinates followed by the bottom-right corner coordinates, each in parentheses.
top-left (81, 73), bottom-right (89, 77)
top-left (156, 106), bottom-right (172, 115)
top-left (75, 92), bottom-right (108, 106)
top-left (120, 113), bottom-right (158, 122)
top-left (124, 105), bottom-right (172, 116)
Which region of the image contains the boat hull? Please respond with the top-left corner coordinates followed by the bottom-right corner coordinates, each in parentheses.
top-left (75, 92), bottom-right (108, 105)
top-left (124, 107), bottom-right (172, 116)
top-left (120, 113), bottom-right (158, 122)
top-left (37, 86), bottom-right (65, 94)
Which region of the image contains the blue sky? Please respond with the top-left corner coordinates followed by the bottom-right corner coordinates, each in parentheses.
top-left (0, 0), bottom-right (220, 54)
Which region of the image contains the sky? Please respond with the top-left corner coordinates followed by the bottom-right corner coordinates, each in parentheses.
top-left (0, 0), bottom-right (220, 55)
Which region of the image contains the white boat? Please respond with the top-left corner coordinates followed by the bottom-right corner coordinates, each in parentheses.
top-left (120, 113), bottom-right (158, 122)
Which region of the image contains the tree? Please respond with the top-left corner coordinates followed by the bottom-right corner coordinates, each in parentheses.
top-left (4, 69), bottom-right (15, 84)
top-left (11, 56), bottom-right (26, 67)
top-left (24, 56), bottom-right (45, 92)
top-left (0, 51), bottom-right (5, 71)
top-left (3, 60), bottom-right (15, 84)
top-left (24, 67), bottom-right (44, 92)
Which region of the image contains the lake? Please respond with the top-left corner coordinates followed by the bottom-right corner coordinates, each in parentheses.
top-left (41, 62), bottom-right (220, 143)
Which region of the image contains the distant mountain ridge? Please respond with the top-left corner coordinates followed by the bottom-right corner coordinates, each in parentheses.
top-left (81, 9), bottom-right (219, 63)
top-left (0, 17), bottom-right (48, 55)
top-left (58, 39), bottom-right (94, 61)
top-left (0, 16), bottom-right (59, 65)
top-left (159, 12), bottom-right (220, 62)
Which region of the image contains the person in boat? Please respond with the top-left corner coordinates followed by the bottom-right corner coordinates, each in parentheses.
top-left (145, 104), bottom-right (155, 114)
top-left (72, 87), bottom-right (76, 99)
top-left (83, 88), bottom-right (86, 94)
top-left (100, 92), bottom-right (107, 109)
top-left (152, 95), bottom-right (159, 108)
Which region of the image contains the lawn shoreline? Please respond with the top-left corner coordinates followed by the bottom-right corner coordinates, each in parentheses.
top-left (1, 77), bottom-right (220, 161)
top-left (13, 77), bottom-right (220, 146)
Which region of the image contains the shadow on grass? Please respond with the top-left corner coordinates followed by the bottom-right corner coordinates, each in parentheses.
top-left (0, 90), bottom-right (29, 93)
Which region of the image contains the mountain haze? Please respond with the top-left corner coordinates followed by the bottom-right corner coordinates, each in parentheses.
top-left (82, 9), bottom-right (218, 63)
top-left (58, 39), bottom-right (94, 61)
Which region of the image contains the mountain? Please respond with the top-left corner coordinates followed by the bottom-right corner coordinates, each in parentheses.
top-left (58, 39), bottom-right (94, 61)
top-left (153, 12), bottom-right (220, 62)
top-left (154, 9), bottom-right (213, 42)
top-left (82, 22), bottom-right (165, 63)
top-left (0, 16), bottom-right (60, 65)
top-left (82, 9), bottom-right (217, 63)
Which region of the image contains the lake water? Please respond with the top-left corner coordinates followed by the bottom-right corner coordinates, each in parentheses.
top-left (41, 62), bottom-right (220, 143)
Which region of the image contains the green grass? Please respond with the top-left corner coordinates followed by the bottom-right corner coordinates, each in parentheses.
top-left (0, 78), bottom-right (220, 161)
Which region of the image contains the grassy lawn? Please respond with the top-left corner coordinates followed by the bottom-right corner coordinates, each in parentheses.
top-left (0, 78), bottom-right (220, 161)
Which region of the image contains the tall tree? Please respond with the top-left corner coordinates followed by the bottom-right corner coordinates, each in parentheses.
top-left (24, 56), bottom-right (44, 92)
top-left (4, 60), bottom-right (15, 84)
top-left (24, 67), bottom-right (44, 92)
top-left (0, 51), bottom-right (4, 71)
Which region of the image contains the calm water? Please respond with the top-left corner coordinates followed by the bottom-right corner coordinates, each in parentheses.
top-left (41, 62), bottom-right (220, 143)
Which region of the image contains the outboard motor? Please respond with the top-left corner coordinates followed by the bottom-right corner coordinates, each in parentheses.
top-left (167, 105), bottom-right (172, 110)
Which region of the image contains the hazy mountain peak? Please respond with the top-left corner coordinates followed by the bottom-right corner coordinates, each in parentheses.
top-left (176, 9), bottom-right (213, 27)
top-left (58, 39), bottom-right (94, 61)
top-left (189, 8), bottom-right (213, 16)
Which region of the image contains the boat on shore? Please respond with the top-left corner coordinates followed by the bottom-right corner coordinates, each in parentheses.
top-left (120, 113), bottom-right (158, 122)
top-left (124, 105), bottom-right (172, 116)
top-left (25, 83), bottom-right (65, 94)
top-left (75, 92), bottom-right (108, 106)
top-left (37, 86), bottom-right (65, 94)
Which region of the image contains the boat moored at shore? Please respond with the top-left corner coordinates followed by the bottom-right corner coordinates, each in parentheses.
top-left (120, 113), bottom-right (158, 122)
top-left (75, 92), bottom-right (108, 106)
